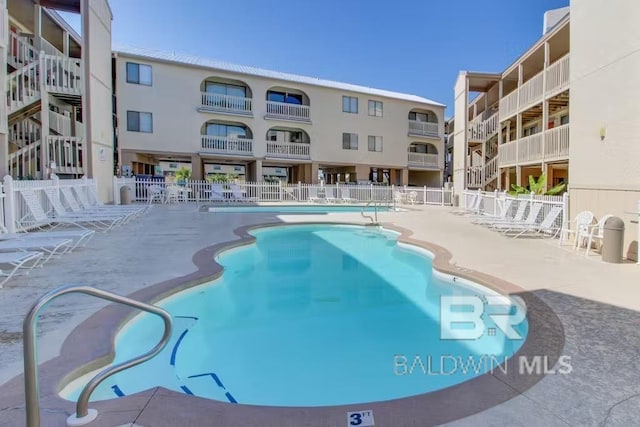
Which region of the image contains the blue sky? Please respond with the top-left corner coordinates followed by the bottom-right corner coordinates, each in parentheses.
top-left (62, 0), bottom-right (568, 116)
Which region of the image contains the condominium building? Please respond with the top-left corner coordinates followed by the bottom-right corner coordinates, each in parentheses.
top-left (452, 7), bottom-right (570, 194)
top-left (0, 0), bottom-right (114, 200)
top-left (114, 48), bottom-right (446, 186)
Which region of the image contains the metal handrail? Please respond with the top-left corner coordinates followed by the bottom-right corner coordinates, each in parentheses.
top-left (361, 200), bottom-right (379, 224)
top-left (23, 285), bottom-right (173, 427)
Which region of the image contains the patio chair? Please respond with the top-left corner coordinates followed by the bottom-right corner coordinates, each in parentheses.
top-left (41, 188), bottom-right (127, 232)
top-left (559, 210), bottom-right (594, 249)
top-left (61, 187), bottom-right (135, 224)
top-left (490, 202), bottom-right (544, 232)
top-left (407, 191), bottom-right (418, 205)
top-left (394, 191), bottom-right (405, 205)
top-left (308, 187), bottom-right (325, 203)
top-left (165, 185), bottom-right (181, 204)
top-left (230, 184), bottom-right (257, 203)
top-left (504, 206), bottom-right (564, 238)
top-left (325, 187), bottom-right (339, 203)
top-left (209, 184), bottom-right (228, 203)
top-left (147, 185), bottom-right (165, 204)
top-left (584, 214), bottom-right (614, 256)
top-left (471, 199), bottom-right (514, 224)
top-left (0, 251), bottom-right (43, 288)
top-left (340, 188), bottom-right (357, 203)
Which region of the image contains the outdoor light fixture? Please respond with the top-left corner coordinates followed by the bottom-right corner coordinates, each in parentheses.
top-left (599, 126), bottom-right (606, 141)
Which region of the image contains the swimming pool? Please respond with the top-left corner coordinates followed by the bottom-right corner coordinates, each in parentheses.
top-left (209, 205), bottom-right (395, 213)
top-left (61, 224), bottom-right (527, 407)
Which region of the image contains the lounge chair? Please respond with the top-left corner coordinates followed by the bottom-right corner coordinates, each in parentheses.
top-left (471, 199), bottom-right (515, 224)
top-left (584, 214), bottom-right (614, 256)
top-left (490, 202), bottom-right (544, 232)
top-left (0, 237), bottom-right (72, 265)
top-left (230, 184), bottom-right (257, 203)
top-left (0, 220), bottom-right (94, 253)
top-left (84, 184), bottom-right (150, 215)
top-left (0, 251), bottom-right (43, 287)
top-left (477, 199), bottom-right (527, 226)
top-left (308, 187), bottom-right (325, 203)
top-left (209, 184), bottom-right (228, 203)
top-left (324, 187), bottom-right (339, 203)
top-left (61, 187), bottom-right (135, 224)
top-left (41, 188), bottom-right (127, 231)
top-left (503, 206), bottom-right (564, 238)
top-left (340, 188), bottom-right (357, 203)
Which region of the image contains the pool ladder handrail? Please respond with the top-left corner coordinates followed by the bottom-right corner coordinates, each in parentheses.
top-left (23, 285), bottom-right (173, 427)
top-left (362, 200), bottom-right (385, 224)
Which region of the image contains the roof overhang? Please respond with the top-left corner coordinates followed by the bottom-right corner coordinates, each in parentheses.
top-left (37, 0), bottom-right (80, 13)
top-left (463, 72), bottom-right (502, 92)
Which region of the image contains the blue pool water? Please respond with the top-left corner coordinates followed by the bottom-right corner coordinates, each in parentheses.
top-left (209, 205), bottom-right (394, 213)
top-left (62, 224), bottom-right (527, 406)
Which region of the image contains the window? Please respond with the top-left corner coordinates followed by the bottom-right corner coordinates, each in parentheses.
top-left (368, 136), bottom-right (383, 152)
top-left (560, 115), bottom-right (569, 125)
top-left (267, 130), bottom-right (304, 143)
top-left (205, 82), bottom-right (246, 98)
top-left (126, 62), bottom-right (152, 86)
top-left (342, 96), bottom-right (358, 113)
top-left (523, 124), bottom-right (539, 137)
top-left (368, 100), bottom-right (383, 117)
top-left (342, 133), bottom-right (358, 150)
top-left (126, 111), bottom-right (153, 133)
top-left (206, 123), bottom-right (248, 138)
top-left (409, 112), bottom-right (428, 122)
top-left (267, 90), bottom-right (303, 105)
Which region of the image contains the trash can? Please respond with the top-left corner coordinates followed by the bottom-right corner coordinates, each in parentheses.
top-left (602, 216), bottom-right (625, 263)
top-left (120, 185), bottom-right (132, 205)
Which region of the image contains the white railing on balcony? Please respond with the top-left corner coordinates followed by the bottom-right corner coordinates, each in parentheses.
top-left (266, 142), bottom-right (310, 159)
top-left (484, 112), bottom-right (499, 138)
top-left (408, 120), bottom-right (439, 137)
top-left (39, 36), bottom-right (64, 57)
top-left (7, 60), bottom-right (40, 115)
top-left (499, 90), bottom-right (518, 121)
top-left (546, 54), bottom-right (570, 96)
top-left (467, 115), bottom-right (484, 141)
top-left (48, 110), bottom-right (72, 135)
top-left (8, 32), bottom-right (37, 68)
top-left (200, 92), bottom-right (252, 114)
top-left (47, 136), bottom-right (84, 174)
top-left (9, 118), bottom-right (40, 148)
top-left (9, 140), bottom-right (41, 179)
top-left (201, 135), bottom-right (253, 155)
top-left (408, 152), bottom-right (440, 168)
top-left (75, 120), bottom-right (84, 137)
top-left (265, 101), bottom-right (310, 121)
top-left (43, 54), bottom-right (82, 94)
top-left (517, 133), bottom-right (543, 164)
top-left (466, 166), bottom-right (483, 188)
top-left (484, 156), bottom-right (498, 184)
top-left (544, 124), bottom-right (570, 160)
top-left (518, 70), bottom-right (544, 110)
top-left (498, 140), bottom-right (517, 166)
top-left (446, 134), bottom-right (454, 149)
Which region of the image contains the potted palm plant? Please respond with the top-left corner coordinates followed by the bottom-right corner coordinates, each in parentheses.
top-left (174, 167), bottom-right (192, 187)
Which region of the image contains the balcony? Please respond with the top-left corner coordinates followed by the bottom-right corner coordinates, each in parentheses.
top-left (200, 135), bottom-right (253, 156)
top-left (265, 101), bottom-right (311, 122)
top-left (200, 92), bottom-right (252, 116)
top-left (266, 142), bottom-right (310, 160)
top-left (497, 124), bottom-right (569, 167)
top-left (408, 152), bottom-right (440, 169)
top-left (408, 120), bottom-right (439, 137)
top-left (546, 54), bottom-right (570, 96)
top-left (467, 112), bottom-right (498, 142)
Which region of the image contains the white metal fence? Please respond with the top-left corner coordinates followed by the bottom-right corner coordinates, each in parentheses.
top-left (115, 178), bottom-right (455, 207)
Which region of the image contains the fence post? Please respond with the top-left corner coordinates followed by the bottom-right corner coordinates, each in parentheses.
top-left (298, 181), bottom-right (302, 201)
top-left (493, 189), bottom-right (498, 216)
top-left (278, 180), bottom-right (283, 202)
top-left (442, 187), bottom-right (445, 206)
top-left (370, 184), bottom-right (374, 201)
top-left (112, 176), bottom-right (119, 205)
top-left (4, 176), bottom-right (15, 233)
top-left (560, 192), bottom-right (569, 244)
top-left (53, 175), bottom-right (60, 201)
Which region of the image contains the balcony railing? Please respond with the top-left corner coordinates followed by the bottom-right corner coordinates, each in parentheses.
top-left (518, 70), bottom-right (544, 111)
top-left (408, 152), bottom-right (440, 169)
top-left (544, 124), bottom-right (570, 160)
top-left (467, 112), bottom-right (498, 141)
top-left (201, 135), bottom-right (253, 155)
top-left (200, 92), bottom-right (252, 115)
top-left (546, 54), bottom-right (570, 96)
top-left (265, 101), bottom-right (310, 122)
top-left (266, 141), bottom-right (310, 159)
top-left (518, 133), bottom-right (543, 163)
top-left (498, 140), bottom-right (517, 166)
top-left (408, 120), bottom-right (439, 137)
top-left (47, 136), bottom-right (84, 174)
top-left (497, 124), bottom-right (569, 168)
top-left (499, 90), bottom-right (518, 121)
top-left (43, 54), bottom-right (82, 94)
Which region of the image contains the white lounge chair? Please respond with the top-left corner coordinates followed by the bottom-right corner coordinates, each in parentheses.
top-left (490, 202), bottom-right (544, 232)
top-left (41, 188), bottom-right (127, 231)
top-left (209, 184), bottom-right (227, 203)
top-left (0, 237), bottom-right (72, 265)
top-left (0, 221), bottom-right (94, 253)
top-left (584, 214), bottom-right (614, 256)
top-left (0, 251), bottom-right (43, 287)
top-left (84, 184), bottom-right (150, 215)
top-left (504, 205), bottom-right (564, 238)
top-left (308, 187), bottom-right (325, 203)
top-left (478, 199), bottom-right (528, 226)
top-left (324, 187), bottom-right (339, 203)
top-left (61, 187), bottom-right (136, 224)
top-left (340, 188), bottom-right (357, 203)
top-left (471, 199), bottom-right (514, 224)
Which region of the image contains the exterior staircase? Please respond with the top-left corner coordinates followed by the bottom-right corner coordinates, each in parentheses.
top-left (466, 112), bottom-right (500, 190)
top-left (6, 31), bottom-right (84, 178)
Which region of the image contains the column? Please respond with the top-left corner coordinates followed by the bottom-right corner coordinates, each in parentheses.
top-left (33, 4), bottom-right (42, 51)
top-left (516, 166), bottom-right (522, 187)
top-left (39, 53), bottom-right (50, 179)
top-left (310, 162), bottom-right (319, 184)
top-left (401, 168), bottom-right (409, 186)
top-left (63, 31), bottom-right (70, 56)
top-left (542, 41), bottom-right (550, 165)
top-left (190, 154), bottom-right (202, 180)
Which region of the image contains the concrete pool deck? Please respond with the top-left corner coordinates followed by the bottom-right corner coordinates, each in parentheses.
top-left (0, 203), bottom-right (639, 426)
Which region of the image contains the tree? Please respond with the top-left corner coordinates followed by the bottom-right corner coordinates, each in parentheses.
top-left (509, 173), bottom-right (566, 196)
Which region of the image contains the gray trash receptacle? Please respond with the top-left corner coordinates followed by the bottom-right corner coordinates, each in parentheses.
top-left (120, 185), bottom-right (132, 205)
top-left (602, 216), bottom-right (625, 263)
